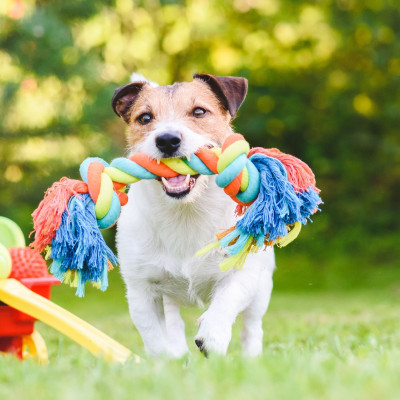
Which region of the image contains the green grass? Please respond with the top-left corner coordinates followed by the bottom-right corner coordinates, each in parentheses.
top-left (1, 266), bottom-right (400, 400)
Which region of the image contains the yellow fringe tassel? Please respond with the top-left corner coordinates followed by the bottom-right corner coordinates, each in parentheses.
top-left (195, 241), bottom-right (221, 257)
top-left (276, 222), bottom-right (302, 248)
top-left (219, 236), bottom-right (254, 272)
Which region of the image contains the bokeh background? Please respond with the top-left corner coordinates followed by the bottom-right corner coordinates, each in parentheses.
top-left (1, 0), bottom-right (399, 291)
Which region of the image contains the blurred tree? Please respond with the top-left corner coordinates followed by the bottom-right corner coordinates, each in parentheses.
top-left (0, 0), bottom-right (399, 260)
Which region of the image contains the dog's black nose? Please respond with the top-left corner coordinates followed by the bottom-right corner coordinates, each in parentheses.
top-left (155, 133), bottom-right (181, 156)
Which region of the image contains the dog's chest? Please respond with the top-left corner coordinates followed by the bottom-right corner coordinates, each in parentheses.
top-left (117, 180), bottom-right (236, 305)
top-left (146, 208), bottom-right (231, 305)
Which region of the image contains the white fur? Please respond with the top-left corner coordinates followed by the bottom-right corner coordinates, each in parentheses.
top-left (130, 73), bottom-right (159, 87)
top-left (117, 79), bottom-right (275, 358)
top-left (117, 177), bottom-right (275, 357)
top-left (133, 120), bottom-right (216, 160)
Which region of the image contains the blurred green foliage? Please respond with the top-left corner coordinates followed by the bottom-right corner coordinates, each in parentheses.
top-left (0, 0), bottom-right (399, 273)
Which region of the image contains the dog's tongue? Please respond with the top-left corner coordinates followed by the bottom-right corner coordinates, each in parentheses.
top-left (167, 174), bottom-right (186, 187)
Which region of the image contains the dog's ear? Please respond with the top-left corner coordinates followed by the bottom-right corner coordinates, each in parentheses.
top-left (193, 73), bottom-right (248, 118)
top-left (112, 82), bottom-right (145, 124)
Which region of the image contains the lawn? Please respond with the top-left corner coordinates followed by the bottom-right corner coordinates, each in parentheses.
top-left (1, 262), bottom-right (400, 400)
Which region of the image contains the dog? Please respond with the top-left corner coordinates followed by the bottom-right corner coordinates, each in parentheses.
top-left (112, 73), bottom-right (275, 357)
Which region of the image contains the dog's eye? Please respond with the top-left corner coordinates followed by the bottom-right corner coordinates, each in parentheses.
top-left (192, 107), bottom-right (207, 118)
top-left (137, 113), bottom-right (153, 125)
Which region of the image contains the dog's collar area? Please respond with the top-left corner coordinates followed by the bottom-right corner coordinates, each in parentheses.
top-left (157, 174), bottom-right (199, 198)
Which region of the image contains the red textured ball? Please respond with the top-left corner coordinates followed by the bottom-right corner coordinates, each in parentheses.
top-left (8, 247), bottom-right (50, 280)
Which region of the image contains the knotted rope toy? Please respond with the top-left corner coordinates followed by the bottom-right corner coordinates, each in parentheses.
top-left (31, 134), bottom-right (322, 296)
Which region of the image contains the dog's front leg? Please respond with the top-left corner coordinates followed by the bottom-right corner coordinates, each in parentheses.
top-left (195, 263), bottom-right (268, 356)
top-left (163, 295), bottom-right (189, 358)
top-left (126, 284), bottom-right (170, 357)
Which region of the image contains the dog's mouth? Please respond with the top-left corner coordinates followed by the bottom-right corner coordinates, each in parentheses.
top-left (157, 174), bottom-right (199, 199)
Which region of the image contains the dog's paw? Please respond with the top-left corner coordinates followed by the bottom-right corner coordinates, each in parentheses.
top-left (194, 338), bottom-right (208, 357)
top-left (166, 343), bottom-right (189, 359)
top-left (195, 313), bottom-right (232, 356)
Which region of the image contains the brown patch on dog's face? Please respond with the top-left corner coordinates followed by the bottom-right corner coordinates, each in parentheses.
top-left (125, 80), bottom-right (232, 150)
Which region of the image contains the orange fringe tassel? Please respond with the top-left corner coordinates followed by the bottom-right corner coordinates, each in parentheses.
top-left (31, 178), bottom-right (88, 252)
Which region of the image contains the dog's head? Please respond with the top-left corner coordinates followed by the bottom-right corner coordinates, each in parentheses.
top-left (112, 74), bottom-right (248, 201)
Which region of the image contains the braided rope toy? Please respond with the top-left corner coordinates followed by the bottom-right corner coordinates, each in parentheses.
top-left (31, 134), bottom-right (322, 296)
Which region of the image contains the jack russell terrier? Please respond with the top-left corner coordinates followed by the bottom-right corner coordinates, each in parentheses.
top-left (112, 73), bottom-right (275, 357)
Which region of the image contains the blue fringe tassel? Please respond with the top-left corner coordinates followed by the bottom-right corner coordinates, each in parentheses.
top-left (235, 153), bottom-right (322, 242)
top-left (298, 187), bottom-right (323, 222)
top-left (49, 193), bottom-right (117, 297)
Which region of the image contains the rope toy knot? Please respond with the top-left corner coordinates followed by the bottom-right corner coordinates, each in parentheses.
top-left (215, 134), bottom-right (260, 205)
top-left (79, 158), bottom-right (125, 229)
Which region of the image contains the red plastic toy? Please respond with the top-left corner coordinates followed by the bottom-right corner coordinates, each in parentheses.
top-left (0, 216), bottom-right (134, 364)
top-left (0, 247), bottom-right (59, 360)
